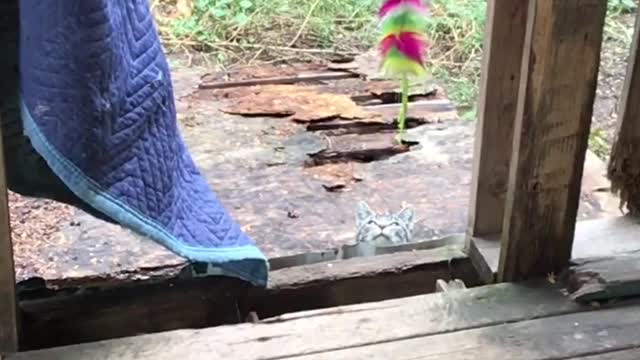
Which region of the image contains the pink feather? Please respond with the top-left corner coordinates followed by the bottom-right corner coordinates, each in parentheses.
top-left (380, 32), bottom-right (428, 65)
top-left (378, 0), bottom-right (427, 18)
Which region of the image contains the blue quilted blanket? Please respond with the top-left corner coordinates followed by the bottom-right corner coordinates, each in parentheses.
top-left (18, 0), bottom-right (268, 286)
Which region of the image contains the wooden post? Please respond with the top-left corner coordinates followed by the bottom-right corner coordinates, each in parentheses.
top-left (0, 116), bottom-right (19, 353)
top-left (608, 11), bottom-right (640, 215)
top-left (467, 0), bottom-right (528, 238)
top-left (498, 0), bottom-right (607, 282)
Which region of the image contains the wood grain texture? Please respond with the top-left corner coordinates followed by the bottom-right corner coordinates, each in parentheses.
top-left (570, 348), bottom-right (640, 359)
top-left (608, 11), bottom-right (640, 215)
top-left (5, 281), bottom-right (596, 360)
top-left (471, 216), bottom-right (640, 284)
top-left (8, 282), bottom-right (638, 360)
top-left (499, 0), bottom-right (607, 282)
top-left (467, 0), bottom-right (528, 238)
top-left (18, 245), bottom-right (480, 350)
top-left (299, 305), bottom-right (640, 360)
top-left (0, 116), bottom-right (19, 354)
top-left (198, 71), bottom-right (358, 89)
top-left (566, 253), bottom-right (640, 302)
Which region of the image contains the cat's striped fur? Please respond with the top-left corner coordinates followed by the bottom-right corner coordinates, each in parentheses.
top-left (355, 201), bottom-right (415, 246)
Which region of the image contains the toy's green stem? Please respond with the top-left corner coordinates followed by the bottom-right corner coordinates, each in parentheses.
top-left (397, 74), bottom-right (409, 139)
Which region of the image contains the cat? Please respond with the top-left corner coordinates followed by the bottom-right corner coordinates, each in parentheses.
top-left (355, 201), bottom-right (415, 246)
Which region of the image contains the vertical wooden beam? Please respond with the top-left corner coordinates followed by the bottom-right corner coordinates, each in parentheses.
top-left (608, 11), bottom-right (640, 215)
top-left (467, 0), bottom-right (528, 238)
top-left (498, 0), bottom-right (607, 282)
top-left (0, 115), bottom-right (19, 353)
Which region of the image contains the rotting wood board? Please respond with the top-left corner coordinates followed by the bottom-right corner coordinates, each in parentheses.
top-left (296, 305), bottom-right (640, 360)
top-left (8, 281), bottom-right (640, 360)
top-left (17, 245), bottom-right (480, 350)
top-left (469, 215), bottom-right (640, 284)
top-left (269, 233), bottom-right (463, 270)
top-left (499, 0), bottom-right (607, 282)
top-left (565, 253), bottom-right (640, 302)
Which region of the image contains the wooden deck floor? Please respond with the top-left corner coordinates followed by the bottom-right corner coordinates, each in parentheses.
top-left (8, 281), bottom-right (640, 360)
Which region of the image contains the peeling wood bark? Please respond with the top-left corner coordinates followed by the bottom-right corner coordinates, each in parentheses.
top-left (608, 12), bottom-right (640, 215)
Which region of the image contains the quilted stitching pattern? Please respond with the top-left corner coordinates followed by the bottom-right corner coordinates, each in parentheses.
top-left (18, 0), bottom-right (265, 273)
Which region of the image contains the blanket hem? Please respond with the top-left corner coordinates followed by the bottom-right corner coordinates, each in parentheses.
top-left (20, 99), bottom-right (268, 287)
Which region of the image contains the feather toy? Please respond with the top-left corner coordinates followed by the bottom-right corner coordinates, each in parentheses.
top-left (378, 0), bottom-right (430, 139)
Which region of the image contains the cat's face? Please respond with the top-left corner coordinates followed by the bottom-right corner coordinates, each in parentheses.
top-left (355, 201), bottom-right (415, 246)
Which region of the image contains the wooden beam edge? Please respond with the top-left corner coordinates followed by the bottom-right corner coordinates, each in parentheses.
top-left (467, 216), bottom-right (640, 285)
top-left (17, 244), bottom-right (480, 350)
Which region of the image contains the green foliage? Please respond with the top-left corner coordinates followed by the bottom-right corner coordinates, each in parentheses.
top-left (165, 0), bottom-right (380, 50)
top-left (608, 0), bottom-right (637, 14)
top-left (423, 0), bottom-right (486, 109)
top-left (589, 128), bottom-right (611, 160)
top-left (161, 0), bottom-right (636, 124)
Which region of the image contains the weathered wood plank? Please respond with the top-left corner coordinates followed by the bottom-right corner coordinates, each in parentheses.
top-left (467, 0), bottom-right (528, 238)
top-left (608, 10), bottom-right (640, 215)
top-left (7, 281), bottom-right (609, 360)
top-left (269, 233), bottom-right (464, 270)
top-left (0, 115), bottom-right (19, 354)
top-left (18, 245), bottom-right (480, 350)
top-left (499, 0), bottom-right (607, 282)
top-left (198, 71), bottom-right (358, 89)
top-left (570, 348), bottom-right (640, 359)
top-left (471, 216), bottom-right (640, 284)
top-left (566, 253), bottom-right (640, 302)
top-left (298, 305), bottom-right (640, 360)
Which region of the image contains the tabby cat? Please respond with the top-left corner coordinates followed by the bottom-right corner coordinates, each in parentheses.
top-left (355, 201), bottom-right (415, 246)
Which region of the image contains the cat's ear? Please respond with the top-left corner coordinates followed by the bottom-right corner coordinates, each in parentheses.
top-left (356, 201), bottom-right (374, 226)
top-left (397, 207), bottom-right (415, 227)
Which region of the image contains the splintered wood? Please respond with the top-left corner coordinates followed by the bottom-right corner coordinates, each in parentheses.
top-left (499, 0), bottom-right (607, 282)
top-left (566, 253), bottom-right (640, 303)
